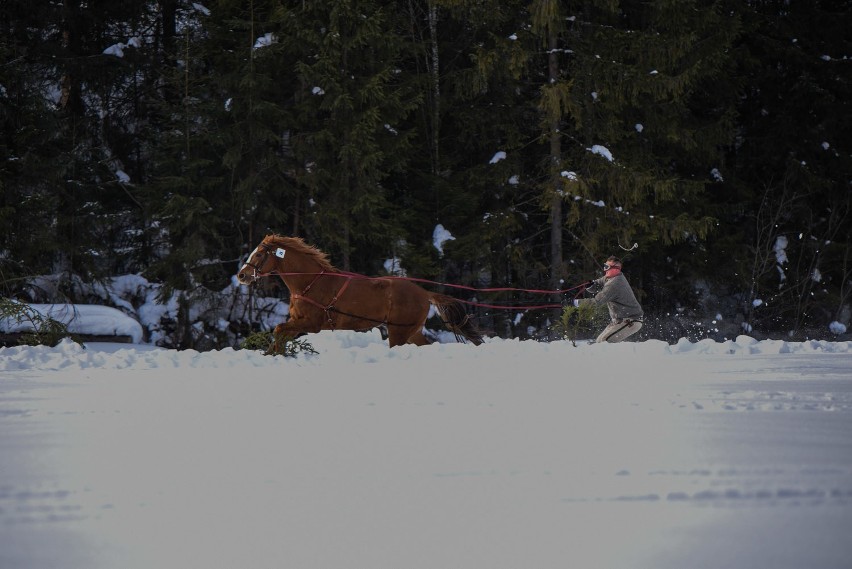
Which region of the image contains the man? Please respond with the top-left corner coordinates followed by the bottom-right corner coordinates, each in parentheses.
top-left (574, 256), bottom-right (643, 343)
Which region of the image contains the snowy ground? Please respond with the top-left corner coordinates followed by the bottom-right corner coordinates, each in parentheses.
top-left (1, 332), bottom-right (851, 569)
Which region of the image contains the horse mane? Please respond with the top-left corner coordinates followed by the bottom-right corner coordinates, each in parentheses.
top-left (265, 235), bottom-right (339, 273)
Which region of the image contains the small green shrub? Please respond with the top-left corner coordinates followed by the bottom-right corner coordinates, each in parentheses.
top-left (552, 302), bottom-right (605, 346)
top-left (0, 299), bottom-right (81, 347)
top-left (240, 330), bottom-right (275, 352)
top-left (240, 330), bottom-right (317, 357)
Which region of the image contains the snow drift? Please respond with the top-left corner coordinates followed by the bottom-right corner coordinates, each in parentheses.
top-left (2, 332), bottom-right (851, 569)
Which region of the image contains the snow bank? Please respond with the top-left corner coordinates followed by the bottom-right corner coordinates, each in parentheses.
top-left (3, 330), bottom-right (852, 569)
top-left (0, 304), bottom-right (144, 343)
top-left (19, 273), bottom-right (289, 348)
top-left (2, 332), bottom-right (850, 373)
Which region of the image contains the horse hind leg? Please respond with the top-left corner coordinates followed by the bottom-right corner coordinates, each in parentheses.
top-left (384, 286), bottom-right (432, 347)
top-left (386, 325), bottom-right (428, 347)
top-left (406, 329), bottom-right (430, 346)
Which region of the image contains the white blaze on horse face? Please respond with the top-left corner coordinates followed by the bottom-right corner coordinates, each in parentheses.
top-left (246, 246), bottom-right (263, 269)
top-left (246, 246), bottom-right (260, 264)
top-left (238, 246), bottom-right (262, 284)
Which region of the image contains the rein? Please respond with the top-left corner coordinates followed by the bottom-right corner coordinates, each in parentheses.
top-left (259, 269), bottom-right (588, 311)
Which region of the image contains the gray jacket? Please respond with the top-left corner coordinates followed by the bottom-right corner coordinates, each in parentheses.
top-left (579, 274), bottom-right (643, 323)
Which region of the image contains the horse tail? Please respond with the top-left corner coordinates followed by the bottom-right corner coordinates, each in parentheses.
top-left (428, 293), bottom-right (484, 346)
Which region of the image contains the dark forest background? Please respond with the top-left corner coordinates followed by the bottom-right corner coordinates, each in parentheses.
top-left (1, 0), bottom-right (850, 347)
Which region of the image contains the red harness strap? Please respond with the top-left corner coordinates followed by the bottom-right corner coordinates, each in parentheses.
top-left (291, 273), bottom-right (353, 329)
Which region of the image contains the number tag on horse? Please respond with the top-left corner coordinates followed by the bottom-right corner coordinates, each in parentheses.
top-left (275, 248), bottom-right (286, 258)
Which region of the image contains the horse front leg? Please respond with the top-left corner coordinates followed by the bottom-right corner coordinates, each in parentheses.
top-left (272, 317), bottom-right (321, 352)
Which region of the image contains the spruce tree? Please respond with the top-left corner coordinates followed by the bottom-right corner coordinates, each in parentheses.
top-left (434, 1), bottom-right (739, 305)
top-left (146, 0), bottom-right (298, 291)
top-left (428, 0), bottom-right (543, 290)
top-left (717, 0), bottom-right (851, 335)
top-left (280, 0), bottom-right (422, 272)
top-left (547, 1), bottom-right (739, 289)
top-left (199, 0), bottom-right (297, 270)
top-left (144, 2), bottom-right (225, 291)
top-left (1, 0), bottom-right (153, 289)
top-left (0, 2), bottom-right (60, 284)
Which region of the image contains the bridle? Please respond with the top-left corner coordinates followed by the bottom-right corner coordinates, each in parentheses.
top-left (238, 243), bottom-right (282, 285)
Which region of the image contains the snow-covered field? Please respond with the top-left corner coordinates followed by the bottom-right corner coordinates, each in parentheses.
top-left (2, 332), bottom-right (852, 569)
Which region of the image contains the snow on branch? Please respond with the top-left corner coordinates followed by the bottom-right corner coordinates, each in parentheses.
top-left (586, 144), bottom-right (613, 162)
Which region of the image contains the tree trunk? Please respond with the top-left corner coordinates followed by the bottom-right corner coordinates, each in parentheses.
top-left (428, 2), bottom-right (440, 176)
top-left (58, 0), bottom-right (82, 114)
top-left (161, 0), bottom-right (177, 57)
top-left (547, 29), bottom-right (563, 291)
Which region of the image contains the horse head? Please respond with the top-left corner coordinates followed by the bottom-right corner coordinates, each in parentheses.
top-left (237, 237), bottom-right (287, 285)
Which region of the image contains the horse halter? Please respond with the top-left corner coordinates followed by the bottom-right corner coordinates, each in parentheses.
top-left (238, 243), bottom-right (285, 285)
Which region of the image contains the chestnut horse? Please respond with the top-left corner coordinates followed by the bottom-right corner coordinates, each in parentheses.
top-left (237, 235), bottom-right (483, 347)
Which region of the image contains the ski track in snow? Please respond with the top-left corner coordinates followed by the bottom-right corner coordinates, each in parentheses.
top-left (2, 332), bottom-right (852, 569)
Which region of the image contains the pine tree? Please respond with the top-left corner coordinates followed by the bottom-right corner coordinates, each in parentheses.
top-left (0, 2), bottom-right (62, 284)
top-left (145, 1), bottom-right (296, 291)
top-left (549, 1), bottom-right (739, 282)
top-left (717, 0), bottom-right (851, 335)
top-left (144, 2), bottom-right (227, 290)
top-left (199, 0), bottom-right (298, 270)
top-left (428, 0), bottom-right (544, 289)
top-left (1, 0), bottom-right (154, 288)
top-left (433, 1), bottom-right (739, 298)
top-left (281, 0), bottom-right (422, 271)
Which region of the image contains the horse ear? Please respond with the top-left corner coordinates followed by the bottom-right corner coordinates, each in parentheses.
top-left (275, 248), bottom-right (286, 258)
